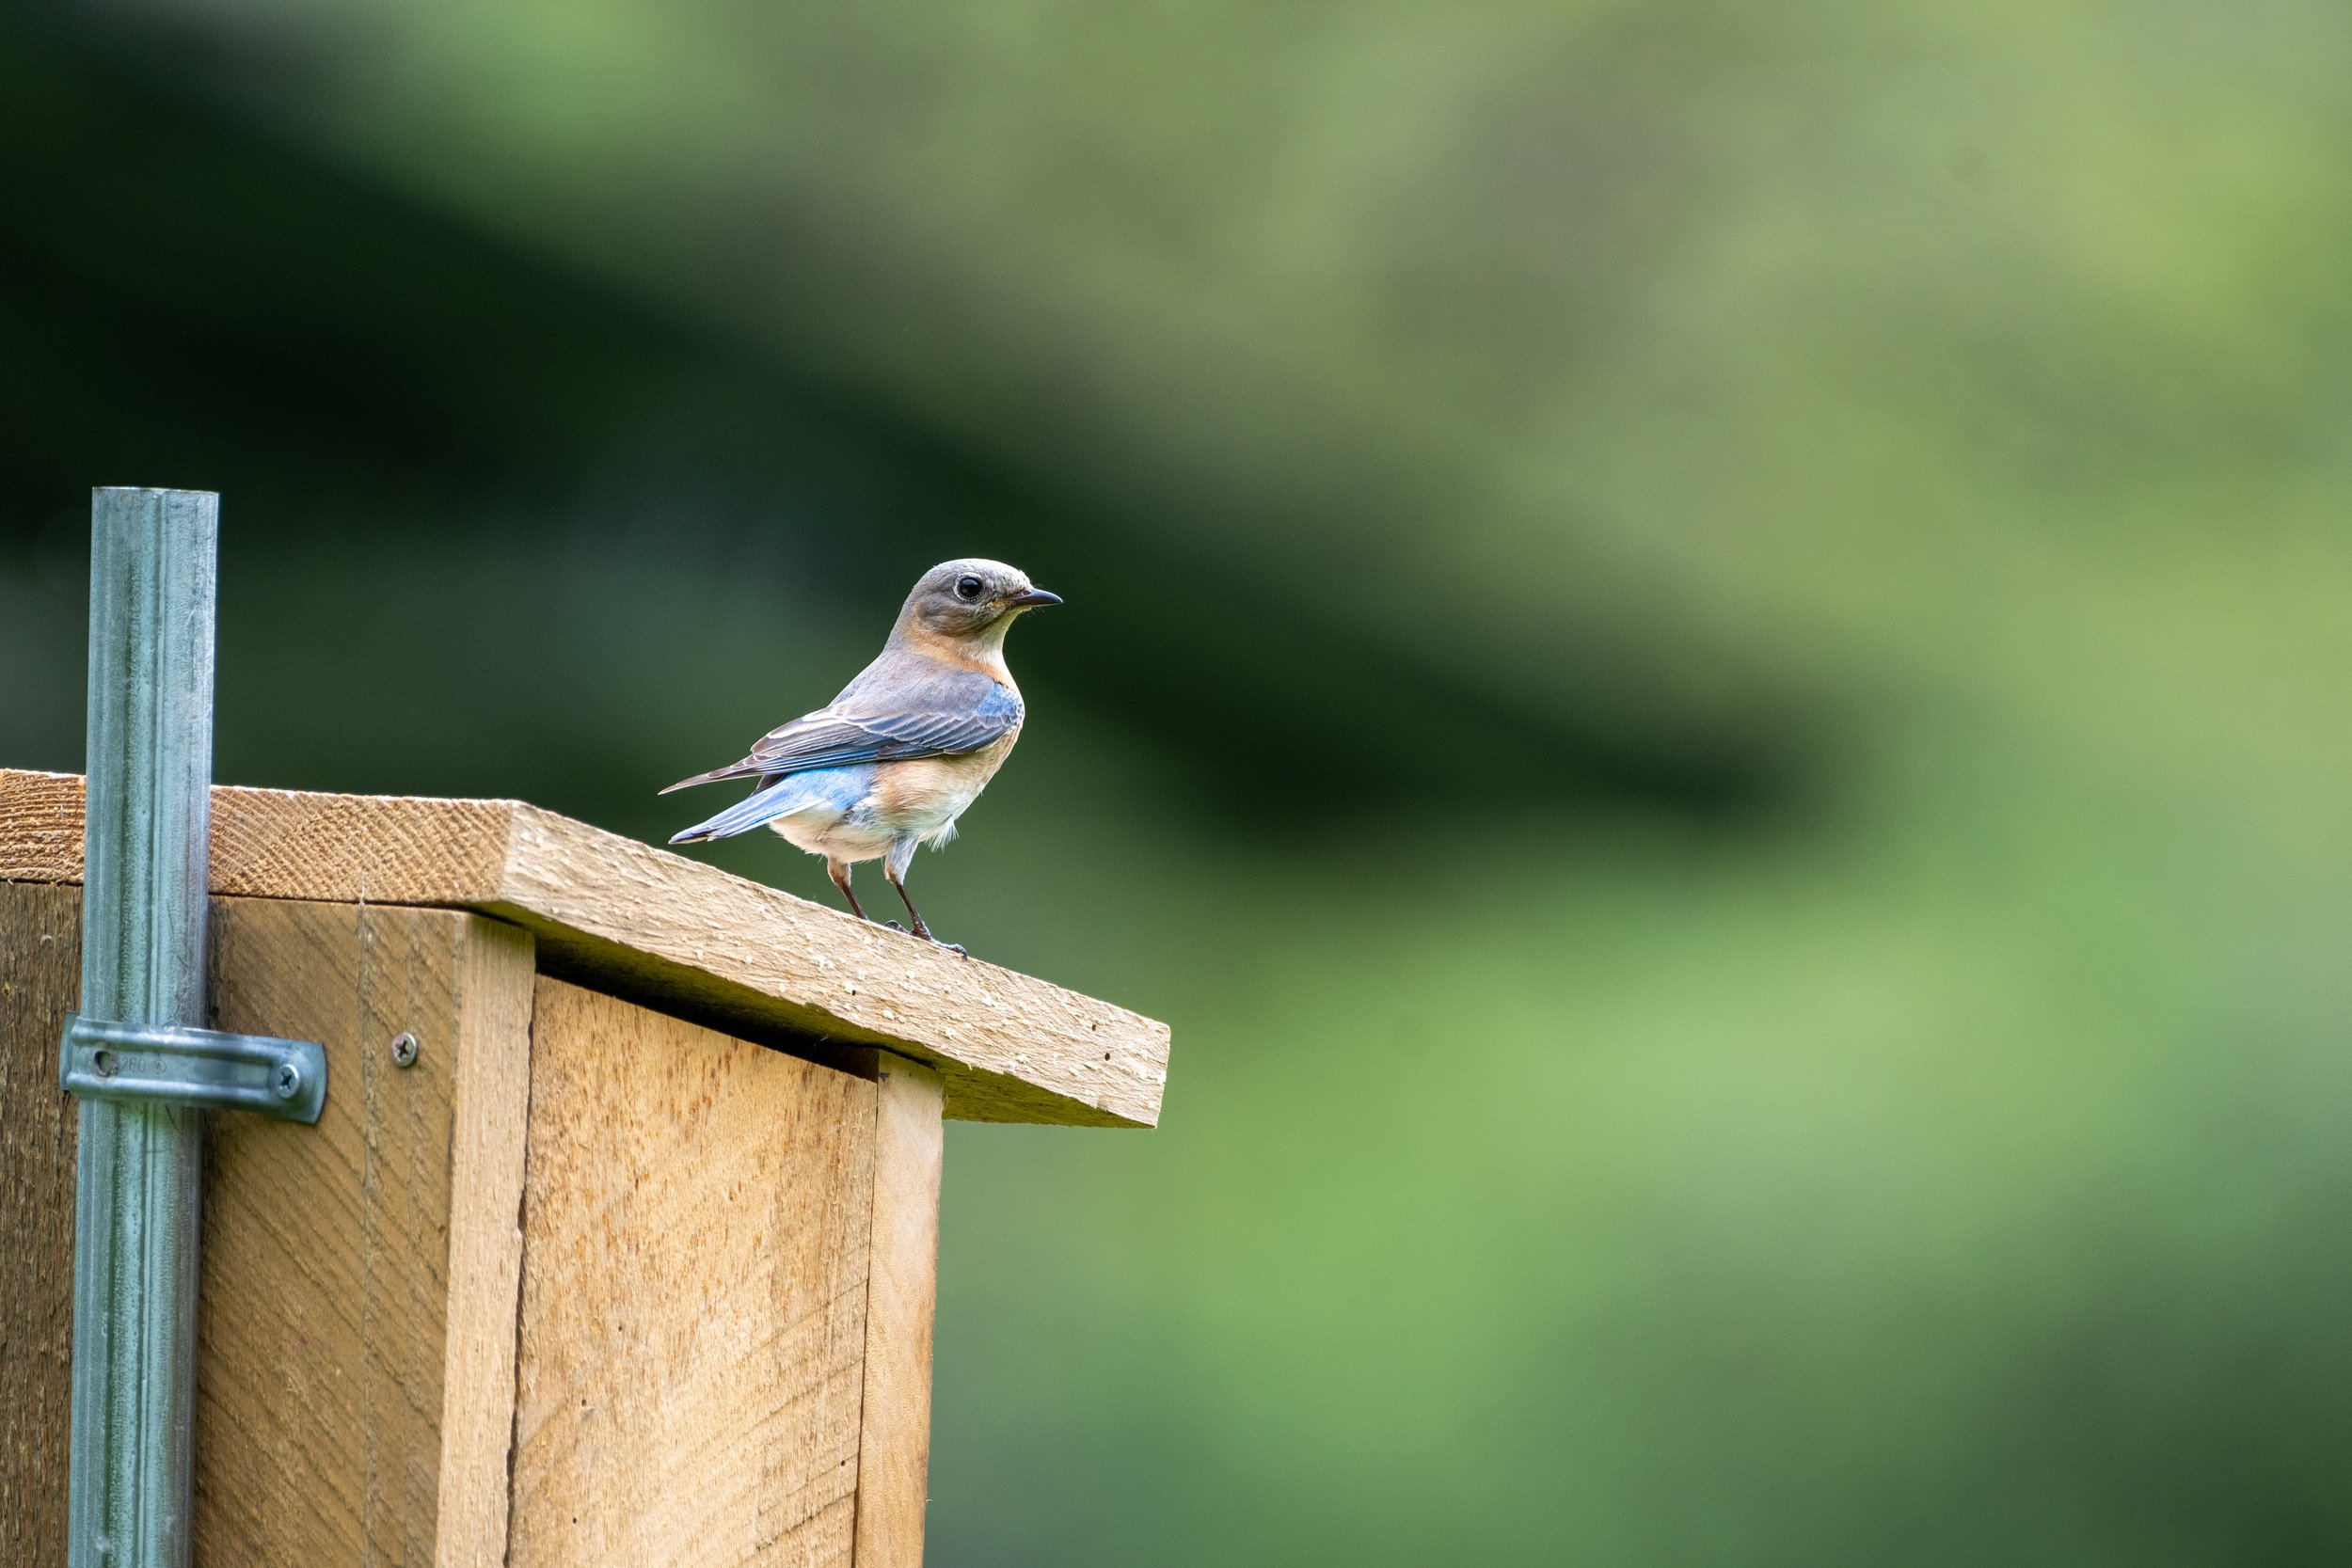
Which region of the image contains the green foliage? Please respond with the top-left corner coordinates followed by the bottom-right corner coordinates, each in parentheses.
top-left (9, 0), bottom-right (2352, 1559)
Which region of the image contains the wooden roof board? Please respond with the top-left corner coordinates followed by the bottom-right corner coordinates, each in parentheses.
top-left (0, 769), bottom-right (1166, 1128)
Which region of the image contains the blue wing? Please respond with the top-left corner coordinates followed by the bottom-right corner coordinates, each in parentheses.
top-left (668, 765), bottom-right (875, 844)
top-left (663, 665), bottom-right (1023, 795)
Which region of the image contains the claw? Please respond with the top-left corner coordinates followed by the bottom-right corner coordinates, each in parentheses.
top-left (882, 920), bottom-right (905, 932)
top-left (935, 942), bottom-right (968, 958)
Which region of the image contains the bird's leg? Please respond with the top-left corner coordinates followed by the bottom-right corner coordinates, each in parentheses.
top-left (884, 865), bottom-right (931, 940)
top-left (827, 860), bottom-right (872, 923)
top-left (884, 864), bottom-right (965, 955)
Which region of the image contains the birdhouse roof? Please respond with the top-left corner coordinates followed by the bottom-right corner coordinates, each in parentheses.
top-left (0, 768), bottom-right (1167, 1127)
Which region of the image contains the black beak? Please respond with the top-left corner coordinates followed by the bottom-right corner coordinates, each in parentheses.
top-left (1007, 588), bottom-right (1064, 609)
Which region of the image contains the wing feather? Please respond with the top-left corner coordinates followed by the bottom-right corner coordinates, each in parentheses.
top-left (662, 667), bottom-right (1022, 793)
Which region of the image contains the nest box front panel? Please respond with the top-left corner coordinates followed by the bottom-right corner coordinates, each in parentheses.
top-left (509, 977), bottom-right (880, 1568)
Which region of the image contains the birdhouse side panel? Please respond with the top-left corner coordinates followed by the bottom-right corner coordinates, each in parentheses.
top-left (196, 897), bottom-right (535, 1568)
top-left (0, 880), bottom-right (82, 1568)
top-left (850, 1054), bottom-right (945, 1568)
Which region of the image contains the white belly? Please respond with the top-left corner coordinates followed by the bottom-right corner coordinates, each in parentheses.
top-left (764, 739), bottom-right (1014, 865)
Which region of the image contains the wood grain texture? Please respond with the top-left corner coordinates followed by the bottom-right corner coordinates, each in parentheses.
top-left (435, 916), bottom-right (537, 1568)
top-left (0, 880), bottom-right (82, 1567)
top-left (510, 978), bottom-right (879, 1568)
top-left (2, 768), bottom-right (1168, 1129)
top-left (196, 896), bottom-right (534, 1567)
top-left (852, 1055), bottom-right (945, 1568)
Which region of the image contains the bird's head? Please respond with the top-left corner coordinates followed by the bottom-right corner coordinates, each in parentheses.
top-left (900, 559), bottom-right (1062, 643)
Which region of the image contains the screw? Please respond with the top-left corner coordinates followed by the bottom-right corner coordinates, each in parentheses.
top-left (90, 1048), bottom-right (117, 1078)
top-left (271, 1062), bottom-right (302, 1101)
top-left (389, 1032), bottom-right (420, 1069)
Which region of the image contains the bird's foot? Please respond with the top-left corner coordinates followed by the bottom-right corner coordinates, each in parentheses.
top-left (881, 919), bottom-right (906, 933)
top-left (932, 940), bottom-right (969, 958)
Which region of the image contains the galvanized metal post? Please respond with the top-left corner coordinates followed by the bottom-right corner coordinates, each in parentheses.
top-left (68, 488), bottom-right (218, 1568)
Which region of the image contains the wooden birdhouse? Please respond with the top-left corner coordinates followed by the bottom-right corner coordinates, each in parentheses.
top-left (0, 766), bottom-right (1169, 1567)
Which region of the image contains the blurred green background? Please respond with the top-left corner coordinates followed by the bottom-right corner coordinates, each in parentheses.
top-left (7, 0), bottom-right (2352, 1560)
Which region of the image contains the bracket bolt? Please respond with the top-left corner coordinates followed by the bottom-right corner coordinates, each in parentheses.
top-left (271, 1062), bottom-right (302, 1101)
top-left (90, 1048), bottom-right (118, 1078)
top-left (389, 1032), bottom-right (420, 1069)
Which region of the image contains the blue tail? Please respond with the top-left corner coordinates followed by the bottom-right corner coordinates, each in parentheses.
top-left (669, 765), bottom-right (872, 845)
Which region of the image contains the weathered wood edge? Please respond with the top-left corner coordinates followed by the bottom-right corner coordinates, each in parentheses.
top-left (851, 1054), bottom-right (946, 1568)
top-left (0, 769), bottom-right (1168, 1129)
top-left (435, 915), bottom-right (536, 1568)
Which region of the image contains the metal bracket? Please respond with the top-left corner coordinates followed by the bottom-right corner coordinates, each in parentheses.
top-left (61, 1014), bottom-right (328, 1124)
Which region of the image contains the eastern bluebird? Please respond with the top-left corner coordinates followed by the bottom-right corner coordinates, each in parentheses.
top-left (664, 559), bottom-right (1061, 953)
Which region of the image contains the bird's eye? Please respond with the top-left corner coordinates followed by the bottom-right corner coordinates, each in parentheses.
top-left (955, 575), bottom-right (984, 601)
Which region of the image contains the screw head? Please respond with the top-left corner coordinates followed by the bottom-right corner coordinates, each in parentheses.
top-left (271, 1062), bottom-right (302, 1101)
top-left (90, 1048), bottom-right (118, 1078)
top-left (389, 1032), bottom-right (420, 1069)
